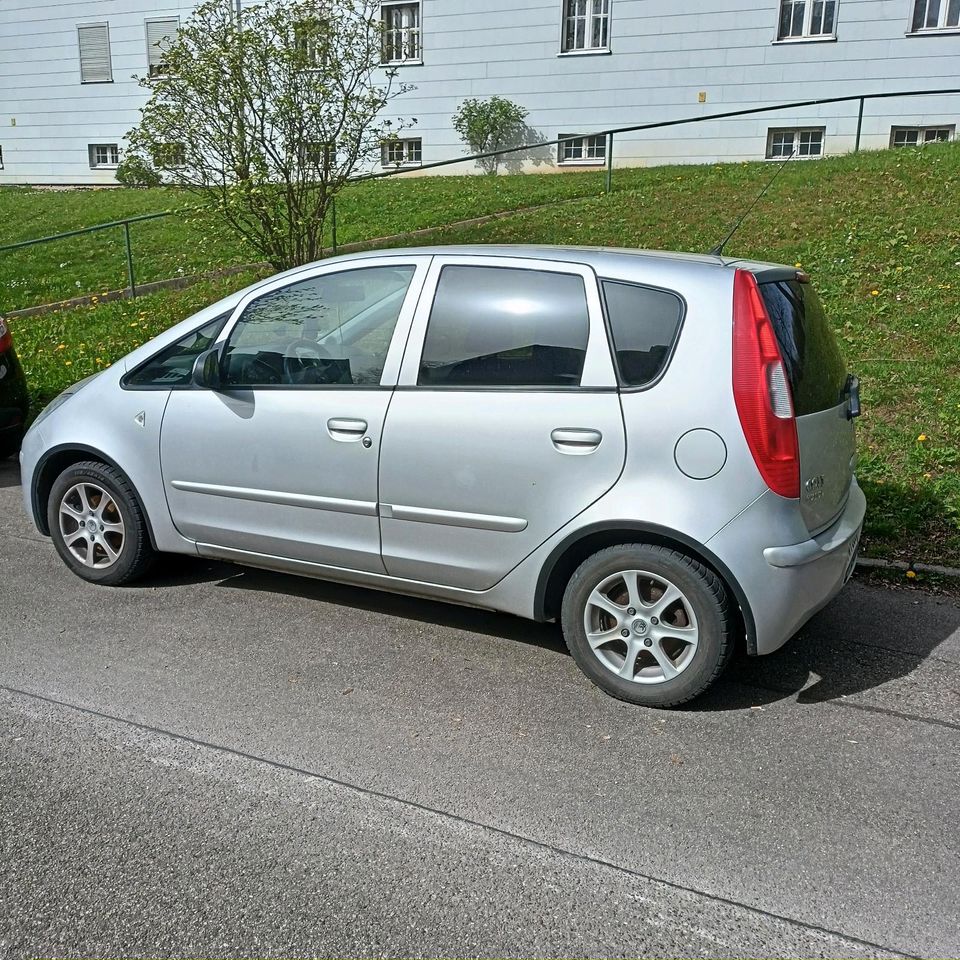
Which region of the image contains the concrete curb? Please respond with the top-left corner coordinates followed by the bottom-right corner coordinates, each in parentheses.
top-left (856, 557), bottom-right (960, 579)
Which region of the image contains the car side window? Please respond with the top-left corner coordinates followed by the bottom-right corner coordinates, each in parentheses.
top-left (125, 313), bottom-right (228, 388)
top-left (222, 265), bottom-right (416, 387)
top-left (601, 280), bottom-right (683, 387)
top-left (418, 265), bottom-right (590, 387)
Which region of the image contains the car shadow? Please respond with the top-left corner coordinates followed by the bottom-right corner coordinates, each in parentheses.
top-left (217, 564), bottom-right (568, 655)
top-left (209, 561), bottom-right (959, 708)
top-left (688, 575), bottom-right (960, 711)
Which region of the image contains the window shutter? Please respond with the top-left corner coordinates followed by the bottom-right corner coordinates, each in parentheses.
top-left (78, 24), bottom-right (112, 83)
top-left (146, 18), bottom-right (178, 73)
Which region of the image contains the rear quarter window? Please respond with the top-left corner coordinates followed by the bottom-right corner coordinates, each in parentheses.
top-left (759, 279), bottom-right (847, 416)
top-left (601, 280), bottom-right (684, 387)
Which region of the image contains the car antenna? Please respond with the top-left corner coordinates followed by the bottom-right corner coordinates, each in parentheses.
top-left (707, 148), bottom-right (797, 257)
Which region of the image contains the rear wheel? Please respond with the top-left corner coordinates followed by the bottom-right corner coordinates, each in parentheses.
top-left (560, 543), bottom-right (733, 707)
top-left (47, 461), bottom-right (155, 585)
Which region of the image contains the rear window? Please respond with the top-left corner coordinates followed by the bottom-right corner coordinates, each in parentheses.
top-left (601, 280), bottom-right (683, 387)
top-left (418, 266), bottom-right (589, 387)
top-left (759, 279), bottom-right (847, 416)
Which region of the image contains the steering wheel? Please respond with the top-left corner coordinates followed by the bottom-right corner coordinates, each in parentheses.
top-left (282, 338), bottom-right (334, 384)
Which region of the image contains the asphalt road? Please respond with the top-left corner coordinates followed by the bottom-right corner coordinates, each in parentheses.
top-left (1, 456), bottom-right (958, 959)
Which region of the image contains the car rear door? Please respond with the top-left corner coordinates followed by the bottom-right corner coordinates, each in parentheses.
top-left (377, 255), bottom-right (626, 591)
top-left (758, 275), bottom-right (857, 532)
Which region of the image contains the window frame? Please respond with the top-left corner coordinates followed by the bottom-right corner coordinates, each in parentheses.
top-left (145, 17), bottom-right (180, 78)
top-left (381, 137), bottom-right (422, 167)
top-left (77, 22), bottom-right (113, 84)
top-left (765, 126), bottom-right (825, 160)
top-left (380, 0), bottom-right (422, 65)
top-left (210, 257), bottom-right (432, 391)
top-left (773, 0), bottom-right (839, 41)
top-left (294, 15), bottom-right (328, 70)
top-left (122, 312), bottom-right (231, 391)
top-left (559, 0), bottom-right (612, 54)
top-left (88, 143), bottom-right (120, 169)
top-left (890, 124), bottom-right (955, 146)
top-left (0, 146), bottom-right (4, 171)
top-left (396, 255), bottom-right (618, 391)
top-left (597, 278), bottom-right (687, 393)
top-left (907, 0), bottom-right (960, 32)
top-left (558, 133), bottom-right (607, 166)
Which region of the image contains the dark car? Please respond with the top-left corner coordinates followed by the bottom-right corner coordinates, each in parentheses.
top-left (0, 317), bottom-right (29, 458)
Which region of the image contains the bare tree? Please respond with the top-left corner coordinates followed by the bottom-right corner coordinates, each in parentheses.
top-left (123, 0), bottom-right (414, 270)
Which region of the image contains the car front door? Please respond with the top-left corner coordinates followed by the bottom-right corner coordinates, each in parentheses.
top-left (377, 255), bottom-right (626, 591)
top-left (159, 256), bottom-right (431, 572)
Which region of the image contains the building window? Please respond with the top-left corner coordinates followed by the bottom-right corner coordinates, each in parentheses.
top-left (766, 127), bottom-right (825, 158)
top-left (777, 0), bottom-right (837, 38)
top-left (382, 2), bottom-right (421, 63)
top-left (558, 133), bottom-right (607, 164)
top-left (561, 0), bottom-right (610, 51)
top-left (145, 18), bottom-right (179, 77)
top-left (910, 0), bottom-right (960, 31)
top-left (382, 137), bottom-right (422, 166)
top-left (78, 23), bottom-right (112, 83)
top-left (153, 142), bottom-right (187, 169)
top-left (891, 125), bottom-right (954, 146)
top-left (88, 143), bottom-right (120, 169)
top-left (295, 16), bottom-right (327, 68)
top-left (301, 141), bottom-right (336, 175)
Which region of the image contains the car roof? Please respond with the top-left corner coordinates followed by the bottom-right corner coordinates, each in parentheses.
top-left (274, 244), bottom-right (795, 283)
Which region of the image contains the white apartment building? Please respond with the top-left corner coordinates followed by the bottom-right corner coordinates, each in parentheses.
top-left (0, 0), bottom-right (958, 184)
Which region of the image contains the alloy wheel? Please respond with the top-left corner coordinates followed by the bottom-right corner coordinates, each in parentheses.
top-left (582, 569), bottom-right (700, 684)
top-left (58, 482), bottom-right (125, 570)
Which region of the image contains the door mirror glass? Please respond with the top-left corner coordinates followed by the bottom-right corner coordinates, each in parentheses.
top-left (191, 347), bottom-right (222, 389)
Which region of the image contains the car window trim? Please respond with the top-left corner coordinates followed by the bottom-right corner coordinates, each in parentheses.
top-left (597, 276), bottom-right (687, 394)
top-left (396, 254), bottom-right (618, 390)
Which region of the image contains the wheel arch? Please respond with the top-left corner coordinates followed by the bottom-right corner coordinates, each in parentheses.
top-left (533, 521), bottom-right (757, 656)
top-left (32, 443), bottom-right (159, 551)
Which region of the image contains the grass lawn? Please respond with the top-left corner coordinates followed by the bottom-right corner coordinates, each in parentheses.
top-left (4, 144), bottom-right (959, 568)
top-left (0, 171), bottom-right (609, 313)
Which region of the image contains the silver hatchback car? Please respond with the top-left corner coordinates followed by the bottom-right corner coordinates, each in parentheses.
top-left (21, 246), bottom-right (864, 707)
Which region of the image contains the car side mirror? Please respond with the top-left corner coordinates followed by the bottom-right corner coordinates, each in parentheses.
top-left (191, 347), bottom-right (222, 390)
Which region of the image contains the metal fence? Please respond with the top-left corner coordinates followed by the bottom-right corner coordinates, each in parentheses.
top-left (2, 85), bottom-right (958, 312)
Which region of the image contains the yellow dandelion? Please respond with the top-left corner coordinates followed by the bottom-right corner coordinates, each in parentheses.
top-left (870, 289), bottom-right (879, 296)
top-left (56, 343), bottom-right (66, 350)
top-left (906, 570), bottom-right (917, 579)
top-left (795, 262), bottom-right (802, 268)
top-left (64, 360), bottom-right (73, 366)
top-left (918, 433), bottom-right (928, 442)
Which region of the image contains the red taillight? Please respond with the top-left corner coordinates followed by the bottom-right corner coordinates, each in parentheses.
top-left (732, 269), bottom-right (800, 499)
top-left (0, 318), bottom-right (11, 354)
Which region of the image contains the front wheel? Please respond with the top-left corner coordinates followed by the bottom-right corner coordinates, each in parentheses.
top-left (47, 460), bottom-right (155, 585)
top-left (561, 543), bottom-right (733, 707)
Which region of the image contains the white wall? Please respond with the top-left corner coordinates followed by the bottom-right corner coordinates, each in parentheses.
top-left (0, 0), bottom-right (958, 184)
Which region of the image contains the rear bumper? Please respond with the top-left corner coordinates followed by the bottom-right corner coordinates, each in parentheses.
top-left (707, 480), bottom-right (866, 655)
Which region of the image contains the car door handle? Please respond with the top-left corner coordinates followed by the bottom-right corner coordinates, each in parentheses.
top-left (551, 428), bottom-right (602, 453)
top-left (327, 418), bottom-right (368, 441)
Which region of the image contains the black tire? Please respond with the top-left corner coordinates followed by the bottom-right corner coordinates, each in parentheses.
top-left (561, 543), bottom-right (733, 707)
top-left (47, 460), bottom-right (155, 586)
